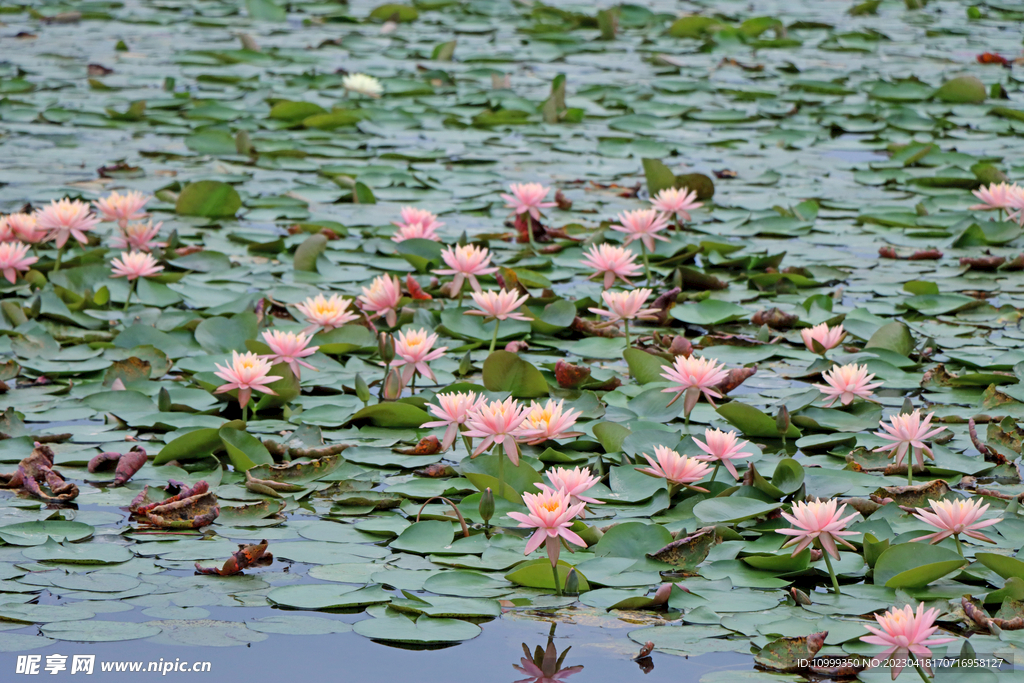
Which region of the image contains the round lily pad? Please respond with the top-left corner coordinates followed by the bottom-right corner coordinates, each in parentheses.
top-left (41, 620), bottom-right (163, 642)
top-left (352, 615), bottom-right (481, 644)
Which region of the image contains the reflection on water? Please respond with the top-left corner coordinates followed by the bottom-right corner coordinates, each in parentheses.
top-left (514, 623), bottom-right (585, 682)
top-left (4, 605), bottom-right (754, 683)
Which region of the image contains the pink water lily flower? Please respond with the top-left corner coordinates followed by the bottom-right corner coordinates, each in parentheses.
top-left (801, 323), bottom-right (846, 354)
top-left (581, 243), bottom-right (642, 289)
top-left (543, 466), bottom-right (603, 511)
top-left (911, 498), bottom-right (1001, 545)
top-left (261, 330), bottom-right (319, 380)
top-left (0, 242), bottom-right (38, 283)
top-left (358, 275), bottom-right (402, 327)
top-left (393, 206), bottom-right (443, 234)
top-left (463, 397), bottom-right (528, 463)
top-left (422, 391), bottom-right (487, 451)
top-left (518, 399), bottom-right (583, 445)
top-left (970, 182), bottom-right (1023, 211)
top-left (111, 220), bottom-right (163, 252)
top-left (588, 288), bottom-right (659, 324)
top-left (435, 244), bottom-right (498, 295)
top-left (110, 251), bottom-right (163, 281)
top-left (507, 486), bottom-right (587, 564)
top-left (1009, 192), bottom-right (1024, 226)
top-left (650, 187), bottom-right (702, 222)
top-left (392, 220), bottom-right (441, 243)
top-left (94, 190), bottom-right (150, 228)
top-left (513, 640), bottom-right (583, 683)
top-left (501, 183), bottom-right (557, 221)
top-left (816, 363), bottom-right (882, 407)
top-left (0, 216), bottom-right (14, 242)
top-left (660, 354), bottom-right (729, 408)
top-left (213, 350), bottom-right (281, 408)
top-left (466, 289), bottom-right (530, 322)
top-left (693, 428), bottom-right (753, 480)
top-left (860, 604), bottom-right (956, 679)
top-left (873, 409), bottom-right (945, 470)
top-left (4, 213), bottom-right (45, 243)
top-left (778, 499), bottom-right (859, 559)
top-left (391, 327), bottom-right (447, 384)
top-left (295, 293), bottom-right (359, 333)
top-left (35, 199), bottom-right (101, 248)
top-left (610, 208), bottom-right (670, 252)
top-left (638, 445), bottom-right (713, 491)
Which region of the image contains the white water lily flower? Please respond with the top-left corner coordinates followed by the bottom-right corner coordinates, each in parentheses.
top-left (343, 73), bottom-right (383, 98)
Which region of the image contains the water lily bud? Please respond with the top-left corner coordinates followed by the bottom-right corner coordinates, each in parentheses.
top-left (563, 567), bottom-right (579, 595)
top-left (382, 368), bottom-right (404, 400)
top-left (458, 350), bottom-right (473, 376)
top-left (776, 405), bottom-right (790, 435)
top-left (29, 296), bottom-right (41, 319)
top-left (667, 335), bottom-right (693, 358)
top-left (158, 387), bottom-right (171, 411)
top-left (235, 130), bottom-right (252, 156)
top-left (354, 373), bottom-right (370, 404)
top-left (900, 397), bottom-right (914, 415)
top-left (378, 332), bottom-right (395, 364)
top-left (682, 385), bottom-right (701, 418)
top-left (479, 487), bottom-right (494, 525)
top-left (651, 582), bottom-right (673, 605)
top-left (790, 587), bottom-right (812, 605)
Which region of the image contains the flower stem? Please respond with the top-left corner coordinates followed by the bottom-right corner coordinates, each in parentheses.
top-left (495, 443), bottom-right (506, 500)
top-left (461, 433), bottom-right (473, 458)
top-left (639, 241), bottom-right (653, 284)
top-left (709, 462), bottom-right (720, 484)
top-left (907, 461), bottom-right (914, 487)
top-left (241, 402), bottom-right (248, 424)
top-left (124, 280), bottom-right (135, 311)
top-left (624, 319), bottom-right (630, 348)
top-left (53, 245), bottom-right (65, 273)
top-left (820, 545), bottom-right (841, 595)
top-left (525, 214), bottom-right (537, 253)
top-left (914, 665), bottom-right (933, 682)
top-left (489, 319), bottom-right (501, 353)
top-left (410, 373), bottom-right (416, 395)
top-left (954, 534), bottom-right (965, 558)
top-left (551, 560), bottom-right (562, 596)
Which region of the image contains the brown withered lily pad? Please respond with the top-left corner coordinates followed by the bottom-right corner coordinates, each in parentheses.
top-left (647, 527), bottom-right (720, 571)
top-left (131, 481), bottom-right (218, 529)
top-left (754, 631), bottom-right (827, 672)
top-left (870, 479), bottom-right (952, 508)
top-left (962, 596), bottom-right (1024, 631)
top-left (393, 436), bottom-right (442, 455)
top-left (0, 445), bottom-right (78, 502)
top-left (195, 540), bottom-right (272, 576)
top-left (87, 446), bottom-right (147, 487)
top-left (247, 453), bottom-right (345, 487)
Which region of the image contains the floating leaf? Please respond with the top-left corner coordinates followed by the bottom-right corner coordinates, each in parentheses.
top-left (175, 181), bottom-right (242, 218)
